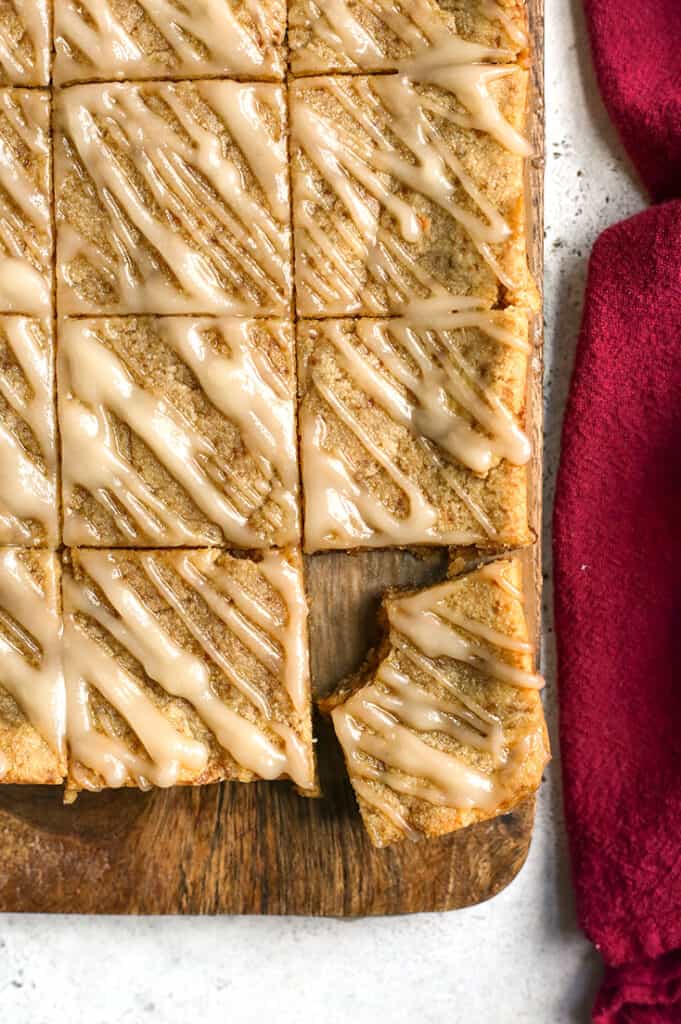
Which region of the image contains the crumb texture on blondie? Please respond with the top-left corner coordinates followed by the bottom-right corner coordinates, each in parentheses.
top-left (298, 309), bottom-right (531, 551)
top-left (0, 89), bottom-right (51, 315)
top-left (0, 317), bottom-right (57, 546)
top-left (54, 0), bottom-right (287, 84)
top-left (0, 548), bottom-right (66, 784)
top-left (0, 0), bottom-right (50, 85)
top-left (63, 548), bottom-right (314, 793)
top-left (59, 317), bottom-right (300, 548)
top-left (330, 559), bottom-right (548, 846)
top-left (290, 71), bottom-right (534, 317)
top-left (289, 0), bottom-right (529, 74)
top-left (55, 81), bottom-right (292, 316)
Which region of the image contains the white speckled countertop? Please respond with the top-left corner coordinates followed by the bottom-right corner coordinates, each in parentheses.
top-left (0, 1), bottom-right (646, 1020)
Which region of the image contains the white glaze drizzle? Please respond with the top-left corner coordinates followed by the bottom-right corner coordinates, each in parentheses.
top-left (180, 549), bottom-right (311, 716)
top-left (324, 316), bottom-right (529, 473)
top-left (290, 0), bottom-right (524, 73)
top-left (301, 306), bottom-right (528, 550)
top-left (400, 45), bottom-right (531, 155)
top-left (480, 0), bottom-right (528, 47)
top-left (332, 681), bottom-right (500, 812)
top-left (389, 574), bottom-right (544, 689)
top-left (478, 557), bottom-right (523, 598)
top-left (350, 776), bottom-right (421, 842)
top-left (332, 560), bottom-right (543, 834)
top-left (0, 0), bottom-right (50, 84)
top-left (54, 0), bottom-right (285, 83)
top-left (0, 317), bottom-right (57, 544)
top-left (292, 67), bottom-right (528, 315)
top-left (0, 549), bottom-right (65, 758)
top-left (0, 90), bottom-right (51, 314)
top-left (64, 550), bottom-right (313, 791)
top-left (59, 317), bottom-right (299, 547)
top-left (57, 82), bottom-right (291, 315)
top-left (378, 657), bottom-right (503, 755)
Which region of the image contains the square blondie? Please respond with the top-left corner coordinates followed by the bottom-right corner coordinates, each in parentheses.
top-left (289, 0), bottom-right (529, 75)
top-left (297, 310), bottom-right (532, 551)
top-left (0, 89), bottom-right (52, 315)
top-left (0, 0), bottom-right (50, 85)
top-left (0, 548), bottom-right (65, 784)
top-left (62, 547), bottom-right (315, 796)
top-left (290, 73), bottom-right (536, 317)
top-left (55, 81), bottom-right (292, 316)
top-left (58, 316), bottom-right (300, 548)
top-left (0, 316), bottom-right (58, 546)
top-left (324, 557), bottom-right (549, 846)
top-left (54, 0), bottom-right (287, 84)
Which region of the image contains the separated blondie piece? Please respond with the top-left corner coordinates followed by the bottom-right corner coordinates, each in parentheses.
top-left (0, 89), bottom-right (51, 315)
top-left (54, 0), bottom-right (287, 84)
top-left (55, 81), bottom-right (292, 316)
top-left (58, 317), bottom-right (300, 548)
top-left (290, 72), bottom-right (535, 317)
top-left (62, 547), bottom-right (315, 796)
top-left (289, 0), bottom-right (529, 75)
top-left (0, 317), bottom-right (58, 546)
top-left (325, 558), bottom-right (548, 846)
top-left (0, 549), bottom-right (66, 784)
top-left (298, 309), bottom-right (531, 551)
top-left (0, 0), bottom-right (50, 85)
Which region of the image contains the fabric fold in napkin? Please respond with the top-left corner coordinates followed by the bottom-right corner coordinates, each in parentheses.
top-left (582, 1), bottom-right (681, 204)
top-left (554, 2), bottom-right (681, 1022)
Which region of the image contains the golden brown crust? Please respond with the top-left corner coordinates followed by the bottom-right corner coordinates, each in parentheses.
top-left (0, 317), bottom-right (58, 546)
top-left (0, 549), bottom-right (65, 785)
top-left (329, 558), bottom-right (549, 847)
top-left (290, 73), bottom-right (537, 317)
top-left (0, 0), bottom-right (50, 85)
top-left (289, 0), bottom-right (530, 75)
top-left (297, 314), bottom-right (532, 552)
top-left (0, 89), bottom-right (52, 316)
top-left (54, 0), bottom-right (287, 84)
top-left (54, 81), bottom-right (292, 316)
top-left (62, 547), bottom-right (315, 795)
top-left (58, 317), bottom-right (300, 548)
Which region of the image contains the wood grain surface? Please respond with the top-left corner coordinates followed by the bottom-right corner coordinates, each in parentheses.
top-left (0, 0), bottom-right (544, 916)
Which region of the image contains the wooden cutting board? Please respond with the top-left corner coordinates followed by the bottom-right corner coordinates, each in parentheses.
top-left (0, 0), bottom-right (544, 916)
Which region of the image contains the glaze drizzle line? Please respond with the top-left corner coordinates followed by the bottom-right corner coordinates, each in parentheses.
top-left (289, 0), bottom-right (528, 74)
top-left (59, 317), bottom-right (299, 548)
top-left (56, 81), bottom-right (292, 315)
top-left (0, 317), bottom-right (57, 546)
top-left (64, 549), bottom-right (314, 793)
top-left (332, 561), bottom-right (545, 835)
top-left (0, 550), bottom-right (65, 777)
top-left (291, 65), bottom-right (531, 315)
top-left (300, 308), bottom-right (530, 550)
top-left (0, 89), bottom-right (51, 315)
top-left (54, 0), bottom-right (286, 83)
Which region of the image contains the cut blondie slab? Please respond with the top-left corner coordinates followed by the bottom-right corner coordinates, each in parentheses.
top-left (0, 0), bottom-right (50, 85)
top-left (0, 317), bottom-right (58, 546)
top-left (0, 548), bottom-right (66, 784)
top-left (290, 72), bottom-right (536, 317)
top-left (298, 309), bottom-right (531, 551)
top-left (55, 81), bottom-right (292, 316)
top-left (58, 317), bottom-right (300, 548)
top-left (0, 89), bottom-right (51, 315)
top-left (62, 547), bottom-right (315, 795)
top-left (289, 0), bottom-right (529, 75)
top-left (54, 0), bottom-right (287, 84)
top-left (325, 558), bottom-right (548, 846)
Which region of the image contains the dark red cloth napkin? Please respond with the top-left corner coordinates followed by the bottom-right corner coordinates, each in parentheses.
top-left (553, 2), bottom-right (681, 1022)
top-left (582, 1), bottom-right (681, 204)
